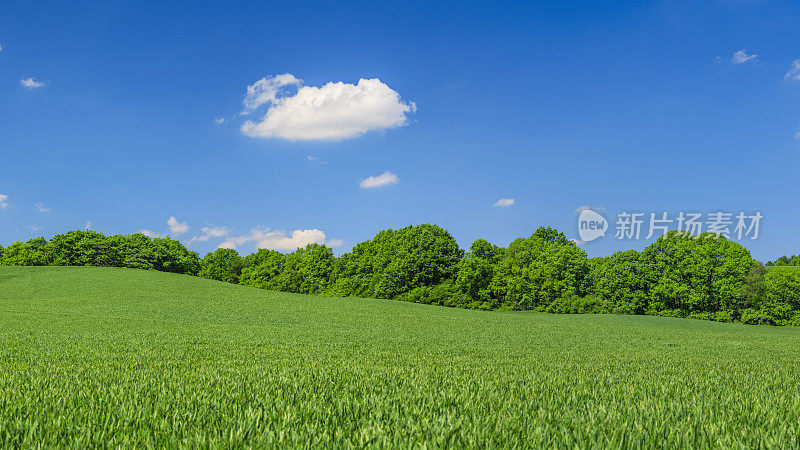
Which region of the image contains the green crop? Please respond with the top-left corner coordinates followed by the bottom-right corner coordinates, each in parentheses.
top-left (1, 266), bottom-right (799, 447)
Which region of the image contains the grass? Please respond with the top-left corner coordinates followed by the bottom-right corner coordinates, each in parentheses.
top-left (1, 266), bottom-right (799, 448)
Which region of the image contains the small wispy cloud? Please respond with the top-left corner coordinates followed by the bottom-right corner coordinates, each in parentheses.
top-left (34, 202), bottom-right (50, 213)
top-left (167, 216), bottom-right (189, 235)
top-left (785, 60), bottom-right (800, 82)
top-left (306, 155), bottom-right (327, 165)
top-left (494, 198), bottom-right (515, 207)
top-left (0, 194), bottom-right (9, 210)
top-left (214, 117), bottom-right (226, 125)
top-left (715, 50), bottom-right (758, 65)
top-left (20, 77), bottom-right (45, 89)
top-left (326, 238), bottom-right (344, 248)
top-left (360, 171), bottom-right (399, 189)
top-left (140, 229), bottom-right (163, 238)
top-left (242, 73), bottom-right (302, 111)
top-left (189, 225), bottom-right (231, 244)
top-left (28, 224), bottom-right (43, 232)
top-left (731, 50), bottom-right (757, 64)
top-left (85, 221), bottom-right (92, 230)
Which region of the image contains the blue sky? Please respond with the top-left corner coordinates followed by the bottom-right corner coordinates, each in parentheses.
top-left (1, 0), bottom-right (800, 260)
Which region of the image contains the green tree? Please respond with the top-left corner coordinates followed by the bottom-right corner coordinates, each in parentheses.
top-left (455, 239), bottom-right (504, 308)
top-left (639, 231), bottom-right (754, 316)
top-left (47, 230), bottom-right (115, 267)
top-left (740, 261), bottom-right (768, 310)
top-left (1, 238), bottom-right (50, 266)
top-left (328, 224), bottom-right (463, 299)
top-left (489, 227), bottom-right (588, 311)
top-left (240, 250), bottom-right (286, 290)
top-left (764, 267), bottom-right (800, 310)
top-left (767, 255), bottom-right (800, 266)
top-left (271, 244), bottom-right (334, 294)
top-left (151, 238), bottom-right (201, 275)
top-left (586, 250), bottom-right (648, 314)
top-left (199, 248), bottom-right (243, 284)
top-left (108, 233), bottom-right (156, 270)
top-left (740, 267), bottom-right (800, 325)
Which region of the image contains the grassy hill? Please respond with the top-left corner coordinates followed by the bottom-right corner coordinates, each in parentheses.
top-left (1, 266), bottom-right (799, 447)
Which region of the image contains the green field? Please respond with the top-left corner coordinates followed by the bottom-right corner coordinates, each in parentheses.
top-left (1, 266), bottom-right (799, 447)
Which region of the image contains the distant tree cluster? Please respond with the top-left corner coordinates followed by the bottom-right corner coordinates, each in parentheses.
top-left (768, 254), bottom-right (800, 267)
top-left (0, 231), bottom-right (201, 275)
top-left (2, 226), bottom-right (799, 326)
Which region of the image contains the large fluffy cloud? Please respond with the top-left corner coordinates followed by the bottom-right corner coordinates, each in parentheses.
top-left (219, 228), bottom-right (341, 252)
top-left (240, 75), bottom-right (416, 141)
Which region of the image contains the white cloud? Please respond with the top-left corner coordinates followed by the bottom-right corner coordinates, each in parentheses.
top-left (28, 224), bottom-right (43, 232)
top-left (360, 171), bottom-right (399, 189)
top-left (240, 75), bottom-right (416, 141)
top-left (494, 198), bottom-right (515, 207)
top-left (214, 117), bottom-right (226, 125)
top-left (189, 225), bottom-right (231, 244)
top-left (34, 202), bottom-right (50, 213)
top-left (20, 78), bottom-right (45, 89)
top-left (0, 194), bottom-right (8, 210)
top-left (785, 60), bottom-right (800, 82)
top-left (219, 227), bottom-right (339, 252)
top-left (85, 221), bottom-right (92, 230)
top-left (167, 216), bottom-right (189, 235)
top-left (326, 238), bottom-right (344, 248)
top-left (732, 50), bottom-right (757, 64)
top-left (795, 131), bottom-right (800, 140)
top-left (140, 229), bottom-right (163, 238)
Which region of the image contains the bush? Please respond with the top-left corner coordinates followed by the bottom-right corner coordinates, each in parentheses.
top-left (396, 281), bottom-right (470, 307)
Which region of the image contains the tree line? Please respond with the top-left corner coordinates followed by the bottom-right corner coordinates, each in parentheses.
top-left (2, 226), bottom-right (799, 326)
